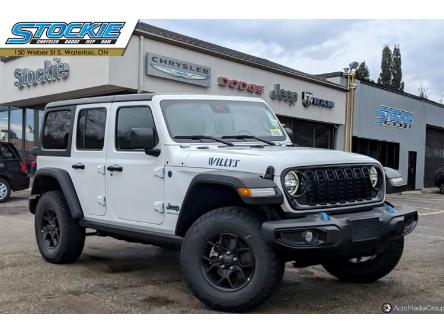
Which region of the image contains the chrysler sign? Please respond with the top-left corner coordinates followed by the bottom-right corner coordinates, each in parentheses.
top-left (147, 53), bottom-right (211, 87)
top-left (14, 58), bottom-right (69, 89)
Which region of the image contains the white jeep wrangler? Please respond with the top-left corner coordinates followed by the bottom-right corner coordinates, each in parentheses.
top-left (30, 94), bottom-right (418, 312)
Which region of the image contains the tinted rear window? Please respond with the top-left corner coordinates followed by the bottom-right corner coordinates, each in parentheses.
top-left (0, 145), bottom-right (17, 160)
top-left (42, 110), bottom-right (72, 150)
top-left (76, 108), bottom-right (106, 150)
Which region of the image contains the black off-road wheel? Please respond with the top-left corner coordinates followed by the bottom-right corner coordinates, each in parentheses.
top-left (35, 191), bottom-right (85, 264)
top-left (322, 237), bottom-right (404, 283)
top-left (181, 206), bottom-right (285, 312)
top-left (439, 182), bottom-right (444, 194)
top-left (0, 178), bottom-right (11, 203)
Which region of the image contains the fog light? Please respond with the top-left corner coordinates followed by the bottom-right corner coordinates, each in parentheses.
top-left (303, 231), bottom-right (314, 244)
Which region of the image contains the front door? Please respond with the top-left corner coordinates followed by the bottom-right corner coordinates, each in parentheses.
top-left (70, 104), bottom-right (109, 216)
top-left (106, 102), bottom-right (165, 225)
top-left (407, 151), bottom-right (417, 190)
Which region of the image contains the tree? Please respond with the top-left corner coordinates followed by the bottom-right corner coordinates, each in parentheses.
top-left (418, 85), bottom-right (429, 99)
top-left (355, 61), bottom-right (370, 81)
top-left (378, 45), bottom-right (392, 87)
top-left (391, 45), bottom-right (404, 91)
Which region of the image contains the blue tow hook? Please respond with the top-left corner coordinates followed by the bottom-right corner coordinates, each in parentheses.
top-left (321, 212), bottom-right (330, 221)
top-left (384, 203), bottom-right (395, 213)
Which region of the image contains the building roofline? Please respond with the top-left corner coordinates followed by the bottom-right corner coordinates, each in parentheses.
top-left (134, 22), bottom-right (347, 92)
top-left (317, 71), bottom-right (444, 109)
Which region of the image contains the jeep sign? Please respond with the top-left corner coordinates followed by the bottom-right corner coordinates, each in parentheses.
top-left (270, 84), bottom-right (298, 106)
top-left (147, 52), bottom-right (211, 87)
top-left (14, 58), bottom-right (69, 89)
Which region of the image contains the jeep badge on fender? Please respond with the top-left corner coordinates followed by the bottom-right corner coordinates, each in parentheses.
top-left (29, 93), bottom-right (418, 312)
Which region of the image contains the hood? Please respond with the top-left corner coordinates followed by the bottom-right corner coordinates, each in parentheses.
top-left (182, 145), bottom-right (380, 175)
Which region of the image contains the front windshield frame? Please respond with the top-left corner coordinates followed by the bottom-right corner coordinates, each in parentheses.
top-left (160, 99), bottom-right (287, 143)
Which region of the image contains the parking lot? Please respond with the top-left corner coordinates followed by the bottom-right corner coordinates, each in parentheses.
top-left (0, 189), bottom-right (443, 313)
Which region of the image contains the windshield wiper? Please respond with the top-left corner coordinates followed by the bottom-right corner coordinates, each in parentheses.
top-left (221, 135), bottom-right (276, 146)
top-left (174, 135), bottom-right (234, 146)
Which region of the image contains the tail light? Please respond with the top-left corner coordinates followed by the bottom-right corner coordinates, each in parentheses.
top-left (20, 161), bottom-right (27, 173)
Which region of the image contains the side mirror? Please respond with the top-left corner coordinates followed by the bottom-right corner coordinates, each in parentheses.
top-left (384, 167), bottom-right (406, 194)
top-left (284, 127), bottom-right (294, 142)
top-left (130, 128), bottom-right (160, 157)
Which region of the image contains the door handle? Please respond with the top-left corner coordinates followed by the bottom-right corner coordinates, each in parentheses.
top-left (72, 163), bottom-right (85, 170)
top-left (107, 165), bottom-right (123, 172)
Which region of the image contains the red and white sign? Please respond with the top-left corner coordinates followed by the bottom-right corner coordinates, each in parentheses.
top-left (217, 76), bottom-right (264, 94)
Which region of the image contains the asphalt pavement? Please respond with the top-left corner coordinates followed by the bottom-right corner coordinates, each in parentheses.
top-left (0, 189), bottom-right (443, 313)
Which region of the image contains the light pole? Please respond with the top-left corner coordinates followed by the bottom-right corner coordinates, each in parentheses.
top-left (343, 61), bottom-right (358, 152)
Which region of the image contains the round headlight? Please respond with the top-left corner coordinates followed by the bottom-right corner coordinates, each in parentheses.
top-left (284, 171), bottom-right (300, 195)
top-left (369, 166), bottom-right (379, 189)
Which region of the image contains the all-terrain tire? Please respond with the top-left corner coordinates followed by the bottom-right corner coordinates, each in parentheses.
top-left (322, 237), bottom-right (404, 283)
top-left (0, 178), bottom-right (11, 203)
top-left (181, 206), bottom-right (285, 312)
top-left (35, 191), bottom-right (85, 264)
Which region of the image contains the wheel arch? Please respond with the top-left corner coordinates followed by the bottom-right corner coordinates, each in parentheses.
top-left (30, 168), bottom-right (83, 219)
top-left (175, 171), bottom-right (283, 237)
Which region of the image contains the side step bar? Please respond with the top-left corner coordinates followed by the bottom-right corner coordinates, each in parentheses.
top-left (79, 219), bottom-right (183, 247)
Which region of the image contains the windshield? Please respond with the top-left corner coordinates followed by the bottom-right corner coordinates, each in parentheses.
top-left (161, 100), bottom-right (286, 142)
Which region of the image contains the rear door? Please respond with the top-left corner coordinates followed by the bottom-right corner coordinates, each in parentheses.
top-left (70, 104), bottom-right (109, 217)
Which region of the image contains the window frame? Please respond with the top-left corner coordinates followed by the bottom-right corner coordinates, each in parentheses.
top-left (39, 106), bottom-right (75, 157)
top-left (75, 107), bottom-right (107, 151)
top-left (115, 105), bottom-right (158, 152)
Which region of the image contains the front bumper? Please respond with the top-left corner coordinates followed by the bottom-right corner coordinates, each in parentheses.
top-left (262, 204), bottom-right (418, 264)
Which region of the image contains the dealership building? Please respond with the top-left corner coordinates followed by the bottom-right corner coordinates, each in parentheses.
top-left (321, 73), bottom-right (444, 189)
top-left (1, 22), bottom-right (444, 189)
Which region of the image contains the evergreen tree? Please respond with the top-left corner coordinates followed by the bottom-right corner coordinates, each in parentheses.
top-left (378, 45), bottom-right (392, 87)
top-left (355, 61), bottom-right (370, 81)
top-left (391, 45), bottom-right (404, 91)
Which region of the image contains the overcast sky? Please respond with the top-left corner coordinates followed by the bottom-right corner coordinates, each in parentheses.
top-left (145, 20), bottom-right (444, 102)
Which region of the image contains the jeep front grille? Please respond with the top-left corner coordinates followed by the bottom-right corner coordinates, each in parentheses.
top-left (284, 165), bottom-right (383, 209)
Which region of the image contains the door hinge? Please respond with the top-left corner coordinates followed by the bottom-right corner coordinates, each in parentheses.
top-left (154, 167), bottom-right (165, 179)
top-left (97, 165), bottom-right (106, 175)
top-left (153, 202), bottom-right (164, 213)
top-left (97, 195), bottom-right (106, 206)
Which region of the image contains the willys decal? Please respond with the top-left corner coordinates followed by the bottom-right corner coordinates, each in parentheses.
top-left (208, 157), bottom-right (240, 168)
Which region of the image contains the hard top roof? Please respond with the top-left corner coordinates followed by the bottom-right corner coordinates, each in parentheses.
top-left (45, 93), bottom-right (156, 108)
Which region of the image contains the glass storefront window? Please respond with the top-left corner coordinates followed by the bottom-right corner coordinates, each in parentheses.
top-left (24, 108), bottom-right (43, 171)
top-left (9, 108), bottom-right (23, 152)
top-left (278, 116), bottom-right (335, 149)
top-left (0, 107), bottom-right (8, 142)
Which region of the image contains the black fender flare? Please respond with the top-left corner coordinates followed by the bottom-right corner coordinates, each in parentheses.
top-left (175, 170), bottom-right (283, 236)
top-left (30, 168), bottom-right (83, 219)
top-left (189, 171), bottom-right (283, 205)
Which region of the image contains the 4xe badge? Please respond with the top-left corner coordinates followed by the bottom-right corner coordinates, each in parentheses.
top-left (6, 22), bottom-right (125, 45)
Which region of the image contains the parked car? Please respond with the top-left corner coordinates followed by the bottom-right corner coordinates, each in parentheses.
top-left (434, 166), bottom-right (444, 194)
top-left (0, 142), bottom-right (30, 203)
top-left (30, 94), bottom-right (418, 312)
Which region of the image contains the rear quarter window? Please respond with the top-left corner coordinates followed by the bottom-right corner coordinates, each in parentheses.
top-left (42, 110), bottom-right (72, 150)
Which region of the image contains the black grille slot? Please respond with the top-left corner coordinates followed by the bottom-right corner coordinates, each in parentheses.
top-left (294, 165), bottom-right (378, 208)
